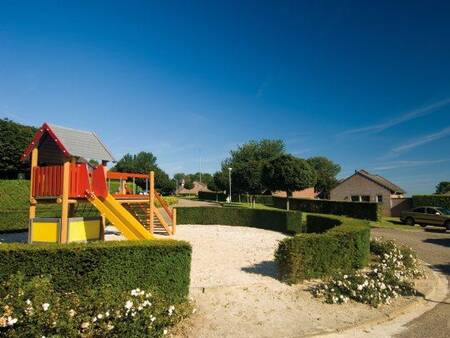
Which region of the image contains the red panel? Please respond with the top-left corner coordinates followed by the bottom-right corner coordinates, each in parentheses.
top-left (92, 166), bottom-right (108, 198)
top-left (32, 165), bottom-right (63, 197)
top-left (68, 163), bottom-right (90, 198)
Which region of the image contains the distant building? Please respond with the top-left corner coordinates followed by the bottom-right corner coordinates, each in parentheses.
top-left (177, 181), bottom-right (211, 195)
top-left (330, 169), bottom-right (406, 216)
top-left (271, 187), bottom-right (316, 199)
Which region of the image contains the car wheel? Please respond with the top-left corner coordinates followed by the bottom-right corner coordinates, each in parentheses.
top-left (405, 217), bottom-right (415, 226)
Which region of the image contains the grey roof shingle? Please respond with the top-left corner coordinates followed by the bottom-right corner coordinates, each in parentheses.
top-left (48, 124), bottom-right (116, 162)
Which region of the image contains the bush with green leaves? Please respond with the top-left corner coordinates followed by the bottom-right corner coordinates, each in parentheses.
top-left (312, 238), bottom-right (423, 307)
top-left (0, 273), bottom-right (191, 337)
top-left (412, 194), bottom-right (450, 208)
top-left (275, 215), bottom-right (370, 283)
top-left (272, 196), bottom-right (382, 221)
top-left (176, 206), bottom-right (303, 234)
top-left (0, 240), bottom-right (191, 303)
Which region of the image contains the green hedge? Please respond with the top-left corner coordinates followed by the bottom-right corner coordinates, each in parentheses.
top-left (272, 196), bottom-right (381, 221)
top-left (176, 206), bottom-right (304, 233)
top-left (275, 214), bottom-right (370, 283)
top-left (0, 240), bottom-right (191, 302)
top-left (197, 191), bottom-right (381, 221)
top-left (412, 194), bottom-right (450, 208)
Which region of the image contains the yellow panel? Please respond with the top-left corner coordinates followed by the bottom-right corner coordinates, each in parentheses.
top-left (68, 219), bottom-right (100, 242)
top-left (31, 221), bottom-right (59, 243)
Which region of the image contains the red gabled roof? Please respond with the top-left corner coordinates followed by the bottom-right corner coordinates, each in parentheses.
top-left (20, 123), bottom-right (70, 161)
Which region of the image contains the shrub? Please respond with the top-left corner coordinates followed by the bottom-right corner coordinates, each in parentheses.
top-left (0, 273), bottom-right (191, 337)
top-left (275, 215), bottom-right (370, 283)
top-left (198, 191), bottom-right (227, 201)
top-left (176, 206), bottom-right (303, 234)
top-left (272, 196), bottom-right (381, 221)
top-left (412, 194), bottom-right (450, 208)
top-left (312, 238), bottom-right (423, 307)
top-left (0, 240), bottom-right (191, 303)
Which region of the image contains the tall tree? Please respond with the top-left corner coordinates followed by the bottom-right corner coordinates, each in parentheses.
top-left (435, 181), bottom-right (450, 194)
top-left (307, 156), bottom-right (341, 199)
top-left (0, 119), bottom-right (37, 178)
top-left (263, 154), bottom-right (317, 210)
top-left (112, 151), bottom-right (174, 194)
top-left (217, 139), bottom-right (285, 198)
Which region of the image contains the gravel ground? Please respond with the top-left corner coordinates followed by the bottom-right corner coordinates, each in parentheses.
top-left (172, 224), bottom-right (432, 338)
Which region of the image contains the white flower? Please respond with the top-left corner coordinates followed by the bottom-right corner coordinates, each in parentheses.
top-left (69, 309), bottom-right (76, 317)
top-left (81, 322), bottom-right (89, 329)
top-left (42, 303), bottom-right (50, 311)
top-left (125, 300), bottom-right (133, 310)
top-left (7, 317), bottom-right (18, 326)
top-left (107, 323), bottom-right (114, 331)
top-left (163, 329), bottom-right (168, 335)
top-left (25, 299), bottom-right (32, 305)
top-left (105, 311), bottom-right (110, 317)
top-left (357, 285), bottom-right (363, 291)
top-left (97, 313), bottom-right (103, 319)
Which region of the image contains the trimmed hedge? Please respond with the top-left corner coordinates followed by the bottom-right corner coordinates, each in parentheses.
top-left (176, 206), bottom-right (304, 233)
top-left (0, 240), bottom-right (191, 302)
top-left (412, 194), bottom-right (450, 208)
top-left (275, 214), bottom-right (370, 283)
top-left (272, 196), bottom-right (381, 221)
top-left (197, 191), bottom-right (381, 221)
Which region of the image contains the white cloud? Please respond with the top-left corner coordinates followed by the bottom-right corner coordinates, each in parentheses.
top-left (372, 159), bottom-right (450, 171)
top-left (389, 126), bottom-right (450, 155)
top-left (339, 98), bottom-right (450, 136)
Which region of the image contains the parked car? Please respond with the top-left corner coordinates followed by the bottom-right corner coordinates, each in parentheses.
top-left (401, 206), bottom-right (450, 230)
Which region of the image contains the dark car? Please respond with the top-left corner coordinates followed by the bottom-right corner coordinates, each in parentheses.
top-left (401, 206), bottom-right (450, 230)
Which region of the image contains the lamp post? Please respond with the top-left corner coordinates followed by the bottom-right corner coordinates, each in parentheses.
top-left (228, 167), bottom-right (232, 203)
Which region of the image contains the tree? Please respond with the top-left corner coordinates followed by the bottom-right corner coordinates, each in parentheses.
top-left (183, 181), bottom-right (194, 190)
top-left (306, 156), bottom-right (341, 199)
top-left (435, 182), bottom-right (450, 195)
top-left (263, 154), bottom-right (317, 210)
top-left (112, 151), bottom-right (174, 194)
top-left (0, 119), bottom-right (37, 178)
top-left (209, 171), bottom-right (228, 192)
top-left (217, 139), bottom-right (285, 199)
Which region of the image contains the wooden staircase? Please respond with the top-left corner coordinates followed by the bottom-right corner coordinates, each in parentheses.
top-left (123, 202), bottom-right (174, 236)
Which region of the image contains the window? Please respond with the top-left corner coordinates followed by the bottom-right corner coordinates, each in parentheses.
top-left (361, 195), bottom-right (370, 202)
top-left (376, 195), bottom-right (383, 203)
top-left (351, 195), bottom-right (360, 202)
top-left (427, 208), bottom-right (439, 215)
top-left (413, 207), bottom-right (426, 213)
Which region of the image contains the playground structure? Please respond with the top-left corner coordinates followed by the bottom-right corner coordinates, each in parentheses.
top-left (21, 123), bottom-right (176, 243)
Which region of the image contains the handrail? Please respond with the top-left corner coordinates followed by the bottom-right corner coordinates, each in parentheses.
top-left (107, 172), bottom-right (148, 179)
top-left (155, 192), bottom-right (173, 220)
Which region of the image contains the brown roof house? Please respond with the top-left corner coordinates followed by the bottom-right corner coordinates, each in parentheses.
top-left (177, 181), bottom-right (211, 195)
top-left (330, 170), bottom-right (406, 216)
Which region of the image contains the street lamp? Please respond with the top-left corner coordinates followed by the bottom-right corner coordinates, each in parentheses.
top-left (228, 167), bottom-right (232, 203)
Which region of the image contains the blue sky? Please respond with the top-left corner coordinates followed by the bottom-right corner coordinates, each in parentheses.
top-left (1, 1), bottom-right (449, 194)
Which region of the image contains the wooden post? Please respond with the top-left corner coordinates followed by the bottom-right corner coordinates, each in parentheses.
top-left (149, 171), bottom-right (155, 234)
top-left (60, 160), bottom-right (71, 243)
top-left (172, 208), bottom-right (176, 235)
top-left (29, 147), bottom-right (38, 220)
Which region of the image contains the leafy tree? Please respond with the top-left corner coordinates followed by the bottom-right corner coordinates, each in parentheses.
top-left (435, 181), bottom-right (450, 195)
top-left (217, 139), bottom-right (285, 199)
top-left (0, 119), bottom-right (37, 178)
top-left (112, 151), bottom-right (174, 194)
top-left (209, 171), bottom-right (228, 192)
top-left (183, 181), bottom-right (194, 190)
top-left (306, 156), bottom-right (341, 199)
top-left (263, 154), bottom-right (317, 210)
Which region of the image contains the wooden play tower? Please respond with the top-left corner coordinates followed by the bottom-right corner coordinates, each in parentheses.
top-left (21, 123), bottom-right (175, 244)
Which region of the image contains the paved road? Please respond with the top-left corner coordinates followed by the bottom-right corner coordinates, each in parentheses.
top-left (372, 227), bottom-right (450, 337)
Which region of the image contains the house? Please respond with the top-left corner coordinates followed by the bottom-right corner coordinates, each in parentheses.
top-left (177, 181), bottom-right (211, 195)
top-left (271, 187), bottom-right (316, 199)
top-left (330, 169), bottom-right (406, 216)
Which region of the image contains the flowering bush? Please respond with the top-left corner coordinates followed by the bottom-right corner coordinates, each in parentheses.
top-left (312, 238), bottom-right (424, 307)
top-left (0, 273), bottom-right (191, 337)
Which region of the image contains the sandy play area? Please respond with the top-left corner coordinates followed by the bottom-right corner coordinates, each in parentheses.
top-left (172, 224), bottom-right (430, 338)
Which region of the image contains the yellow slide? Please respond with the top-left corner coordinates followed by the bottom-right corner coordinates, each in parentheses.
top-left (88, 193), bottom-right (153, 240)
